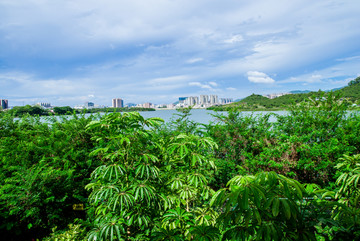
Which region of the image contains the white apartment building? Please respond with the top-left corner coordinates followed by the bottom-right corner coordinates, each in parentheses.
top-left (112, 98), bottom-right (124, 108)
top-left (185, 96), bottom-right (199, 106)
top-left (199, 95), bottom-right (209, 105)
top-left (209, 95), bottom-right (219, 104)
top-left (220, 98), bottom-right (233, 104)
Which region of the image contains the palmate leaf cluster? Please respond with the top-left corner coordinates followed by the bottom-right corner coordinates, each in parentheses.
top-left (83, 112), bottom-right (218, 240)
top-left (1, 92), bottom-right (360, 240)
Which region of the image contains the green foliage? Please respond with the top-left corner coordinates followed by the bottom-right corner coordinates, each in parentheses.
top-left (206, 92), bottom-right (360, 186)
top-left (53, 106), bottom-right (74, 115)
top-left (84, 111), bottom-right (218, 240)
top-left (43, 223), bottom-right (87, 241)
top-left (8, 105), bottom-right (50, 116)
top-left (0, 113), bottom-right (100, 240)
top-left (212, 78), bottom-right (360, 111)
top-left (348, 76), bottom-right (360, 86)
top-left (330, 154), bottom-right (360, 239)
top-left (1, 97), bottom-right (360, 240)
top-left (211, 171), bottom-right (332, 240)
top-left (83, 107), bottom-right (156, 113)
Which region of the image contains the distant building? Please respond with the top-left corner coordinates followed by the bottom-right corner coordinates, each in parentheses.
top-left (179, 97), bottom-right (187, 104)
top-left (156, 104), bottom-right (167, 108)
top-left (112, 98), bottom-right (124, 108)
top-left (85, 102), bottom-right (95, 108)
top-left (0, 99), bottom-right (8, 109)
top-left (209, 95), bottom-right (219, 104)
top-left (167, 104), bottom-right (175, 109)
top-left (264, 93), bottom-right (290, 99)
top-left (143, 102), bottom-right (152, 108)
top-left (200, 95), bottom-right (209, 105)
top-left (36, 102), bottom-right (51, 108)
top-left (126, 103), bottom-right (136, 107)
top-left (220, 98), bottom-right (233, 104)
top-left (185, 96), bottom-right (199, 106)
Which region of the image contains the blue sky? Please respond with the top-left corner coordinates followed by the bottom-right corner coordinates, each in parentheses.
top-left (1, 0), bottom-right (360, 107)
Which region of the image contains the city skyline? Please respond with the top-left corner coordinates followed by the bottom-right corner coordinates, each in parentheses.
top-left (0, 93), bottom-right (234, 108)
top-left (0, 1), bottom-right (359, 106)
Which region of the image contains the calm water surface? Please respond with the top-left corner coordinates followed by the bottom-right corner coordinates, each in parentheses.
top-left (136, 109), bottom-right (287, 124)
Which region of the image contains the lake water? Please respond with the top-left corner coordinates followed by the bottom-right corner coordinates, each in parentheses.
top-left (136, 109), bottom-right (287, 124)
top-left (16, 109), bottom-right (287, 124)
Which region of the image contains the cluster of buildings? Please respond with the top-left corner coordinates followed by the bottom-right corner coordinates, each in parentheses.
top-left (107, 95), bottom-right (233, 109)
top-left (0, 94), bottom-right (233, 111)
top-left (263, 93), bottom-right (290, 99)
top-left (177, 95), bottom-right (233, 108)
top-left (36, 102), bottom-right (51, 108)
top-left (114, 95), bottom-right (233, 109)
top-left (110, 95), bottom-right (233, 109)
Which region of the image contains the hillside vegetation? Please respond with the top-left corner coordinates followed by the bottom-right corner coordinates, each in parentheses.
top-left (209, 77), bottom-right (360, 111)
top-left (1, 94), bottom-right (360, 240)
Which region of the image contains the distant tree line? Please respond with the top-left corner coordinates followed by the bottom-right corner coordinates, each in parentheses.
top-left (6, 106), bottom-right (155, 117)
top-left (348, 76), bottom-right (360, 86)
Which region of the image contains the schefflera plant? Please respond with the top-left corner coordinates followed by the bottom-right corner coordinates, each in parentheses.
top-left (84, 111), bottom-right (220, 241)
top-left (85, 112), bottom-right (166, 241)
top-left (155, 133), bottom-right (219, 239)
top-left (210, 171), bottom-right (332, 241)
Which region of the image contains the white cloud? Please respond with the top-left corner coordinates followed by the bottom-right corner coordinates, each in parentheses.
top-left (149, 75), bottom-right (191, 84)
top-left (226, 87), bottom-right (237, 91)
top-left (247, 71), bottom-right (275, 84)
top-left (209, 81), bottom-right (218, 87)
top-left (186, 58), bottom-right (204, 64)
top-left (0, 0), bottom-right (359, 105)
top-left (189, 82), bottom-right (212, 89)
top-left (223, 34), bottom-right (243, 44)
top-left (336, 55), bottom-right (360, 62)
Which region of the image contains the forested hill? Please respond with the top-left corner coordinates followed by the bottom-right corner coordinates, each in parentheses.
top-left (209, 77), bottom-right (360, 111)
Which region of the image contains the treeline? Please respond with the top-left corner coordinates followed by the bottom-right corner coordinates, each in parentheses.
top-left (348, 76), bottom-right (360, 86)
top-left (83, 107), bottom-right (155, 113)
top-left (5, 105), bottom-right (155, 116)
top-left (210, 78), bottom-right (360, 111)
top-left (0, 93), bottom-right (360, 240)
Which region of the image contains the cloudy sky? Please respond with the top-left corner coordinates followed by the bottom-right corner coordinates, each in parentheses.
top-left (1, 0), bottom-right (360, 106)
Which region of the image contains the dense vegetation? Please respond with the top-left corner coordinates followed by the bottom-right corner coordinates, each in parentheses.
top-left (0, 93), bottom-right (360, 240)
top-left (209, 78), bottom-right (360, 111)
top-left (348, 76), bottom-right (360, 86)
top-left (5, 106), bottom-right (155, 117)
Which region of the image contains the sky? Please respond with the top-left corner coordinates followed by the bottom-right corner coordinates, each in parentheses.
top-left (1, 0), bottom-right (360, 107)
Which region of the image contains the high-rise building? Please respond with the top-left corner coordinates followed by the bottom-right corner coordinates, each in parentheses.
top-left (209, 95), bottom-right (219, 104)
top-left (85, 102), bottom-right (94, 108)
top-left (199, 95), bottom-right (209, 105)
top-left (220, 98), bottom-right (233, 104)
top-left (143, 102), bottom-right (152, 108)
top-left (112, 98), bottom-right (124, 108)
top-left (0, 99), bottom-right (8, 109)
top-left (185, 96), bottom-right (199, 106)
top-left (178, 97), bottom-right (187, 104)
top-left (36, 102), bottom-right (51, 108)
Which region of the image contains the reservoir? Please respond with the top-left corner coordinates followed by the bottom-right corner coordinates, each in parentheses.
top-left (135, 109), bottom-right (286, 124)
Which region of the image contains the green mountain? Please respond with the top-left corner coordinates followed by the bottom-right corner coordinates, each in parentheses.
top-left (209, 77), bottom-right (360, 111)
top-left (337, 81), bottom-right (360, 102)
